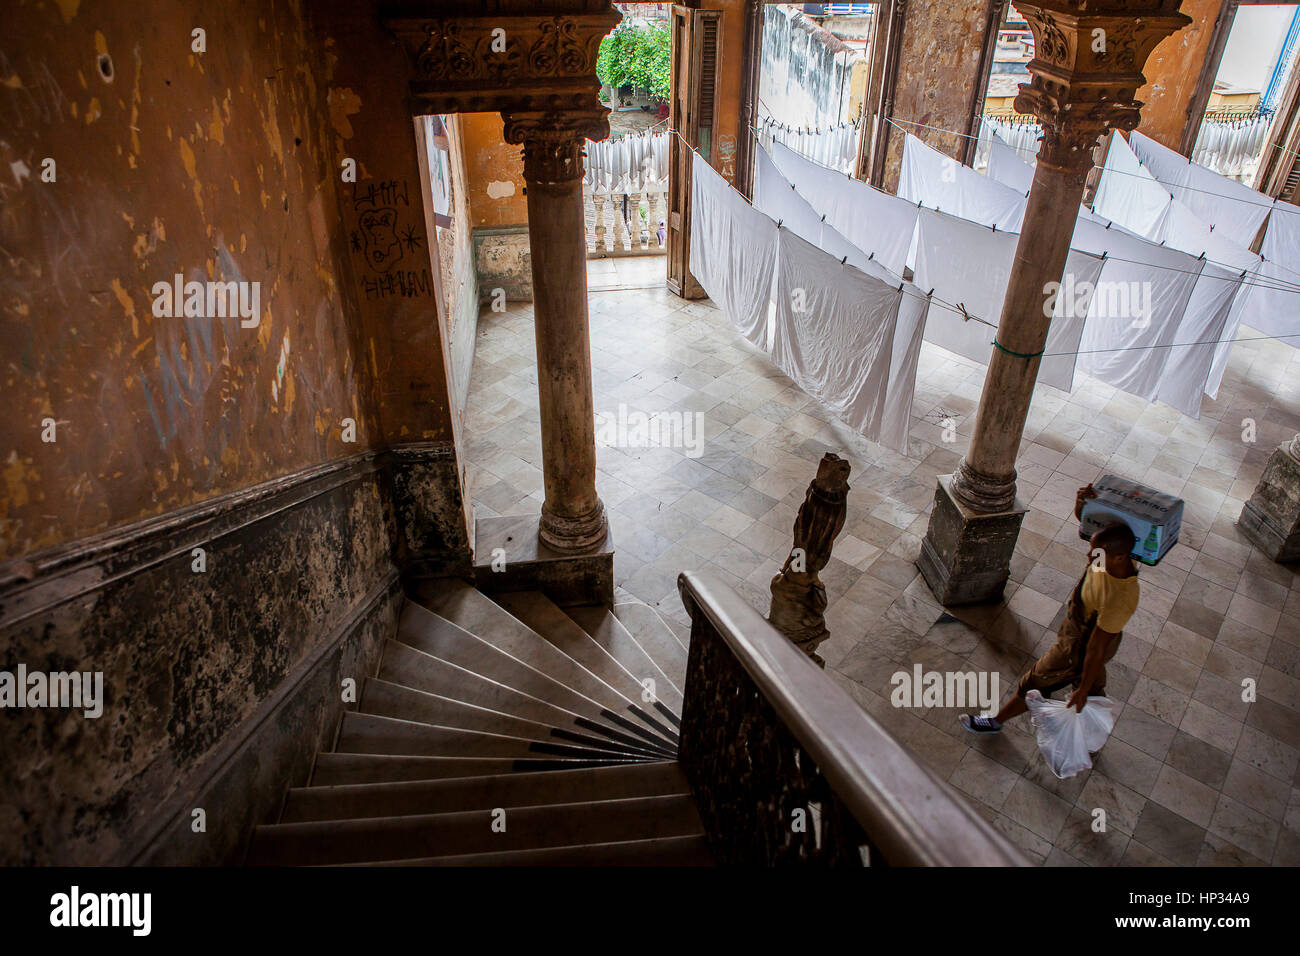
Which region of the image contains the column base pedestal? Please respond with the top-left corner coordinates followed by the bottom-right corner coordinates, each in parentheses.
top-left (1237, 442), bottom-right (1300, 563)
top-left (918, 475), bottom-right (1027, 606)
top-left (473, 513), bottom-right (614, 607)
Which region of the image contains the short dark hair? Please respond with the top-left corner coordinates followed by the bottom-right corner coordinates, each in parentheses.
top-left (1093, 521), bottom-right (1137, 558)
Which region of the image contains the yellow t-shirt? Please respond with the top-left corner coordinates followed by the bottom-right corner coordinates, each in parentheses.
top-left (1081, 565), bottom-right (1140, 633)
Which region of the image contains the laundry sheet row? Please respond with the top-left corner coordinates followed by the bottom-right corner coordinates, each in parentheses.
top-left (758, 118), bottom-right (860, 175)
top-left (583, 131), bottom-right (669, 192)
top-left (782, 133), bottom-right (1268, 418)
top-left (691, 150), bottom-right (926, 453)
top-left (1091, 131), bottom-right (1300, 372)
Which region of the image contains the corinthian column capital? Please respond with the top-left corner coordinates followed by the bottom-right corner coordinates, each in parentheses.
top-left (502, 108), bottom-right (608, 184)
top-left (1012, 1), bottom-right (1192, 183)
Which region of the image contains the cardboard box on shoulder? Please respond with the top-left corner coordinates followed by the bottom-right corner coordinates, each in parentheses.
top-left (1078, 474), bottom-right (1183, 566)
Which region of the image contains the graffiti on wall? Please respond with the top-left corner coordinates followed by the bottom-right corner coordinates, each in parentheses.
top-left (348, 178), bottom-right (433, 300)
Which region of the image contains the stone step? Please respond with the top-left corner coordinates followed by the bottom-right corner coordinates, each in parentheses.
top-left (492, 591), bottom-right (682, 727)
top-left (282, 760), bottom-right (689, 823)
top-left (614, 592), bottom-right (690, 649)
top-left (377, 640), bottom-right (672, 753)
top-left (247, 793), bottom-right (706, 865)
top-left (564, 604), bottom-right (684, 731)
top-left (408, 587), bottom-right (677, 745)
top-left (610, 598), bottom-right (690, 690)
top-left (353, 834), bottom-right (714, 867)
top-left (335, 712), bottom-right (639, 762)
top-left (359, 678), bottom-right (666, 760)
top-left (309, 753), bottom-right (635, 787)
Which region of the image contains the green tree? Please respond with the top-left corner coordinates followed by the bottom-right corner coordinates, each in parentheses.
top-left (596, 22), bottom-right (671, 102)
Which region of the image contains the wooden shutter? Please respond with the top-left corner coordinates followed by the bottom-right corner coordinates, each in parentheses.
top-left (667, 6), bottom-right (723, 300)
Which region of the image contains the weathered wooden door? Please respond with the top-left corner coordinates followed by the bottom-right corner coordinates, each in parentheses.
top-left (667, 5), bottom-right (722, 299)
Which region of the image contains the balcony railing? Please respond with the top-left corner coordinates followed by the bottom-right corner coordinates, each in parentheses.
top-left (676, 570), bottom-right (1029, 866)
top-left (584, 182), bottom-right (668, 258)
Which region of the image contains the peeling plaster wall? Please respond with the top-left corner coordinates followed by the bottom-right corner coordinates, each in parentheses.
top-left (460, 111), bottom-right (533, 303)
top-left (426, 114), bottom-right (479, 419)
top-left (882, 0), bottom-right (989, 192)
top-left (0, 0), bottom-right (470, 864)
top-left (1135, 0), bottom-right (1221, 151)
top-left (760, 6), bottom-right (857, 129)
top-left (0, 0), bottom-right (385, 563)
top-left (461, 111), bottom-right (528, 229)
top-left (712, 0), bottom-right (748, 184)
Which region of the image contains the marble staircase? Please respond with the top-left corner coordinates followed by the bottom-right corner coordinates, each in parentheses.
top-left (245, 583), bottom-right (712, 866)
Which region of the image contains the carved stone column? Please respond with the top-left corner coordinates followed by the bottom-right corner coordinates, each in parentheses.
top-left (504, 109), bottom-right (609, 553)
top-left (918, 1), bottom-right (1191, 605)
top-left (1238, 435), bottom-right (1300, 562)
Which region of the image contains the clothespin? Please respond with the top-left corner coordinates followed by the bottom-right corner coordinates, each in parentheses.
top-left (777, 219), bottom-right (783, 228)
top-left (992, 224), bottom-right (998, 233)
top-left (957, 302), bottom-right (971, 322)
top-left (927, 288), bottom-right (935, 296)
top-left (841, 255), bottom-right (848, 265)
top-left (1105, 221), bottom-right (1112, 229)
top-left (898, 282), bottom-right (905, 292)
top-left (868, 252), bottom-right (875, 261)
top-left (820, 214), bottom-right (827, 222)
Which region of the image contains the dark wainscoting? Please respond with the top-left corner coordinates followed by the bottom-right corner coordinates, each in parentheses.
top-left (0, 443), bottom-right (469, 865)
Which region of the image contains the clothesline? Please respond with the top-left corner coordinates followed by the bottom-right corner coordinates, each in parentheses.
top-left (793, 122), bottom-right (1300, 296)
top-left (676, 125), bottom-right (1299, 360)
top-left (676, 125), bottom-right (999, 329)
top-left (889, 115), bottom-right (1287, 213)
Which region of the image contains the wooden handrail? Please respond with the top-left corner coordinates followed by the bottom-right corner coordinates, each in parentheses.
top-left (678, 570), bottom-right (1029, 867)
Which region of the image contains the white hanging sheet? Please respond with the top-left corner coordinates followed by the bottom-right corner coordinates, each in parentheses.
top-left (1262, 200), bottom-right (1300, 268)
top-left (1155, 258), bottom-right (1241, 417)
top-left (1129, 130), bottom-right (1274, 248)
top-left (756, 145), bottom-right (928, 450)
top-left (1071, 216), bottom-right (1206, 408)
top-left (898, 133), bottom-right (1027, 231)
top-left (689, 152), bottom-right (779, 348)
top-left (1157, 207), bottom-right (1262, 399)
top-left (1092, 132), bottom-right (1172, 240)
top-left (912, 207), bottom-right (1103, 392)
top-left (986, 129), bottom-right (1035, 194)
top-left (755, 144), bottom-right (827, 246)
top-left (773, 228), bottom-right (921, 452)
top-left (1230, 258), bottom-right (1300, 345)
top-left (769, 140), bottom-right (919, 277)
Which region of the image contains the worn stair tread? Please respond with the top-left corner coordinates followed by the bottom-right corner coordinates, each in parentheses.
top-left (336, 712), bottom-right (641, 762)
top-left (399, 599), bottom-right (674, 748)
top-left (359, 678), bottom-right (665, 760)
top-left (564, 604), bottom-right (685, 723)
top-left (378, 640), bottom-right (673, 753)
top-left (282, 760), bottom-right (689, 822)
top-left (492, 591), bottom-right (683, 723)
top-left (310, 753), bottom-right (637, 787)
top-left (613, 596), bottom-right (691, 658)
top-left (248, 793), bottom-right (706, 865)
top-left (348, 834), bottom-right (715, 867)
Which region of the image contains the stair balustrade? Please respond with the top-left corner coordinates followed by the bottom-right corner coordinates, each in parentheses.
top-left (675, 570), bottom-right (1029, 867)
top-left (584, 181), bottom-right (668, 258)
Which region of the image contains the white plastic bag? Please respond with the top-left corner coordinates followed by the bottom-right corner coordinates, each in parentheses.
top-left (1024, 689), bottom-right (1116, 779)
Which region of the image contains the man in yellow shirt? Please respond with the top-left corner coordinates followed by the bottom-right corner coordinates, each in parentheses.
top-left (960, 484), bottom-right (1139, 734)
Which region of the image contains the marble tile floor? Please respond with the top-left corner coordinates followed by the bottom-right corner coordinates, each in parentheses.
top-left (460, 259), bottom-right (1300, 866)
